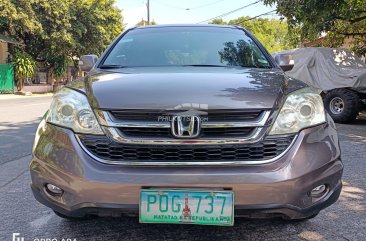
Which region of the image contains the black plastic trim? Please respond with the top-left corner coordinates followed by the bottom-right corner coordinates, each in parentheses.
top-left (31, 183), bottom-right (341, 219)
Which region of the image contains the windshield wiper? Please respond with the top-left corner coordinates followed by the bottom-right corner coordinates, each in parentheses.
top-left (181, 64), bottom-right (271, 69)
top-left (240, 64), bottom-right (271, 69)
top-left (99, 65), bottom-right (128, 69)
top-left (181, 64), bottom-right (228, 67)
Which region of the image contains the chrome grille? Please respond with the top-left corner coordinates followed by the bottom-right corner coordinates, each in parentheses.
top-left (118, 127), bottom-right (254, 138)
top-left (81, 109), bottom-right (289, 165)
top-left (95, 109), bottom-right (271, 145)
top-left (96, 109), bottom-right (270, 141)
top-left (109, 109), bottom-right (263, 122)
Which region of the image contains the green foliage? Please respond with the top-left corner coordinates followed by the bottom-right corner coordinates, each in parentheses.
top-left (262, 0), bottom-right (366, 55)
top-left (0, 0), bottom-right (124, 77)
top-left (13, 49), bottom-right (37, 90)
top-left (48, 55), bottom-right (70, 78)
top-left (70, 0), bottom-right (125, 57)
top-left (210, 18), bottom-right (299, 53)
top-left (210, 19), bottom-right (227, 25)
top-left (136, 19), bottom-right (157, 26)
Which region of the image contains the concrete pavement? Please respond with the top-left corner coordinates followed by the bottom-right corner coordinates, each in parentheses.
top-left (0, 95), bottom-right (365, 241)
top-left (0, 93), bottom-right (53, 100)
top-left (0, 95), bottom-right (52, 165)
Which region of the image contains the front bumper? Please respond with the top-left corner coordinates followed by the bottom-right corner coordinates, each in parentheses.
top-left (30, 119), bottom-right (343, 219)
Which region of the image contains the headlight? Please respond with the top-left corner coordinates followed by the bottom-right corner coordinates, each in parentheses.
top-left (47, 88), bottom-right (103, 134)
top-left (269, 87), bottom-right (325, 135)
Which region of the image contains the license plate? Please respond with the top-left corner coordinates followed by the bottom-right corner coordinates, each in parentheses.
top-left (139, 189), bottom-right (234, 226)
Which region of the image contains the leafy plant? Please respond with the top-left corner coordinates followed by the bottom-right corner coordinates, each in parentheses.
top-left (13, 50), bottom-right (37, 91)
top-left (48, 55), bottom-right (69, 78)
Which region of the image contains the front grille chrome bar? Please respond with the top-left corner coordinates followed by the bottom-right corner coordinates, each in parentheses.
top-left (94, 110), bottom-right (272, 145)
top-left (102, 126), bottom-right (265, 145)
top-left (95, 110), bottom-right (271, 128)
top-left (202, 111), bottom-right (270, 128)
top-left (95, 110), bottom-right (171, 128)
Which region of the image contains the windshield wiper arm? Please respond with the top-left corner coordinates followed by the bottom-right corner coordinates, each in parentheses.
top-left (99, 65), bottom-right (128, 69)
top-left (181, 64), bottom-right (228, 67)
top-left (182, 64), bottom-right (271, 69)
top-left (240, 64), bottom-right (271, 69)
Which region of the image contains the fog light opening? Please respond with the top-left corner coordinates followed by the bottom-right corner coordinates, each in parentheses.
top-left (46, 183), bottom-right (64, 196)
top-left (310, 184), bottom-right (328, 198)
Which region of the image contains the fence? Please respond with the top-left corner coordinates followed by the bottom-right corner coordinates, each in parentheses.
top-left (0, 64), bottom-right (14, 93)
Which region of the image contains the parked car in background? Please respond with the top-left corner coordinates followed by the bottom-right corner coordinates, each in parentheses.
top-left (273, 47), bottom-right (366, 123)
top-left (30, 25), bottom-right (343, 226)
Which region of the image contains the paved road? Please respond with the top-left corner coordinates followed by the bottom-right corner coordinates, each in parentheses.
top-left (0, 95), bottom-right (365, 241)
top-left (0, 95), bottom-right (52, 165)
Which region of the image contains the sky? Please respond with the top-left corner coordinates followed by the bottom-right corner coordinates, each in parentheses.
top-left (115, 0), bottom-right (277, 28)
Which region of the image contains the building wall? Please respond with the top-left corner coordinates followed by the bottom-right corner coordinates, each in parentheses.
top-left (0, 42), bottom-right (9, 64)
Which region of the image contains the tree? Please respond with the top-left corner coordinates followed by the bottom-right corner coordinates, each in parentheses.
top-left (0, 0), bottom-right (124, 77)
top-left (70, 1), bottom-right (125, 57)
top-left (210, 19), bottom-right (227, 25)
top-left (210, 18), bottom-right (299, 53)
top-left (263, 0), bottom-right (366, 55)
top-left (136, 19), bottom-right (157, 26)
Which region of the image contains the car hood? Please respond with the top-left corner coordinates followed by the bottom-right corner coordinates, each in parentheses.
top-left (78, 67), bottom-right (305, 110)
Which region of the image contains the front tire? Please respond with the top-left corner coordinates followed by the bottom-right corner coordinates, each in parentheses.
top-left (323, 89), bottom-right (360, 123)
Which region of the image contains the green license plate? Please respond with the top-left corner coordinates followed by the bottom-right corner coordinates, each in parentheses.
top-left (139, 189), bottom-right (234, 226)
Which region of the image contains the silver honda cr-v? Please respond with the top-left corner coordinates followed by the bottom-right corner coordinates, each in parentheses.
top-left (30, 25), bottom-right (343, 226)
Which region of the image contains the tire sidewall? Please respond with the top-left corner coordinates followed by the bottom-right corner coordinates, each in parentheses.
top-left (323, 89), bottom-right (360, 123)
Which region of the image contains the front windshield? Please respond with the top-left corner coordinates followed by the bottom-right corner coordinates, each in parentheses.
top-left (102, 27), bottom-right (271, 68)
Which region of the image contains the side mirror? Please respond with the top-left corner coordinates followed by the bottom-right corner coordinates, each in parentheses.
top-left (278, 64), bottom-right (294, 72)
top-left (273, 54), bottom-right (294, 72)
top-left (79, 55), bottom-right (98, 72)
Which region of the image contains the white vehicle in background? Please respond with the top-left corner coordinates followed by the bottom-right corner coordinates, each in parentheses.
top-left (273, 47), bottom-right (366, 123)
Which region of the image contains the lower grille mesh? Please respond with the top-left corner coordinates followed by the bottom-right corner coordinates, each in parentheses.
top-left (78, 135), bottom-right (294, 162)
